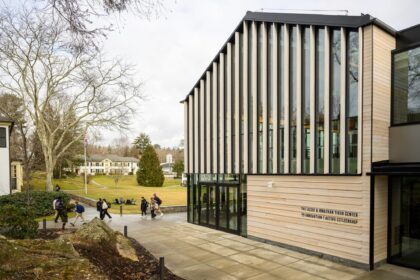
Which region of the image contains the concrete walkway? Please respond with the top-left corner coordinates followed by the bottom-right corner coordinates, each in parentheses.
top-left (45, 206), bottom-right (420, 280)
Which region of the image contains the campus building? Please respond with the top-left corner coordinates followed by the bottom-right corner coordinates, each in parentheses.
top-left (75, 154), bottom-right (139, 175)
top-left (0, 117), bottom-right (14, 195)
top-left (182, 12), bottom-right (420, 270)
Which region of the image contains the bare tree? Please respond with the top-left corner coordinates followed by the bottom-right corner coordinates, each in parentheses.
top-left (0, 6), bottom-right (143, 191)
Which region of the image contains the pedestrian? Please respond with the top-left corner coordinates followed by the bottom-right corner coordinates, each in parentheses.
top-left (55, 184), bottom-right (61, 192)
top-left (53, 196), bottom-right (60, 223)
top-left (153, 193), bottom-right (164, 216)
top-left (101, 199), bottom-right (112, 220)
top-left (70, 201), bottom-right (86, 226)
top-left (140, 197), bottom-right (148, 217)
top-left (150, 197), bottom-right (157, 219)
top-left (96, 198), bottom-right (103, 218)
top-left (55, 197), bottom-right (68, 230)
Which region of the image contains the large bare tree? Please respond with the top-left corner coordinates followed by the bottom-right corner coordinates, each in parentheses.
top-left (0, 6), bottom-right (143, 191)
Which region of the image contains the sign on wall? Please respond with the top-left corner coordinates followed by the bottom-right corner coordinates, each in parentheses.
top-left (301, 206), bottom-right (359, 224)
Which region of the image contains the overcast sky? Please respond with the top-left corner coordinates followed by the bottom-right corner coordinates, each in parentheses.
top-left (101, 0), bottom-right (418, 148)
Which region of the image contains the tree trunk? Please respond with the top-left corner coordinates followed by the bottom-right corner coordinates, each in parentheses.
top-left (45, 163), bottom-right (54, 192)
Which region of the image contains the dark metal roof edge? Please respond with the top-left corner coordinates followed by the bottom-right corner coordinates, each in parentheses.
top-left (398, 23), bottom-right (420, 33)
top-left (181, 11), bottom-right (398, 103)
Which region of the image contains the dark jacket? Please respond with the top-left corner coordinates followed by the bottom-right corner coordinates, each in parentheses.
top-left (140, 199), bottom-right (148, 210)
top-left (96, 201), bottom-right (102, 211)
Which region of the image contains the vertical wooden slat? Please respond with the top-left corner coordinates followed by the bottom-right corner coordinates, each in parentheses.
top-left (310, 26), bottom-right (316, 174)
top-left (234, 32), bottom-right (241, 175)
top-left (262, 22), bottom-right (268, 174)
top-left (200, 80), bottom-right (205, 173)
top-left (206, 71), bottom-right (211, 173)
top-left (243, 21), bottom-right (249, 174)
top-left (184, 101), bottom-right (189, 173)
top-left (194, 88), bottom-right (199, 173)
top-left (252, 21), bottom-right (258, 174)
top-left (212, 62), bottom-right (218, 174)
top-left (357, 27), bottom-right (363, 174)
top-left (296, 25), bottom-right (302, 174)
top-left (188, 95), bottom-right (194, 174)
top-left (284, 24), bottom-right (290, 174)
top-left (226, 43), bottom-right (232, 174)
top-left (219, 54), bottom-right (225, 174)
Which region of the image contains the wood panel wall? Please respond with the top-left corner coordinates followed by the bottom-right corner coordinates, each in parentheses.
top-left (374, 176), bottom-right (388, 264)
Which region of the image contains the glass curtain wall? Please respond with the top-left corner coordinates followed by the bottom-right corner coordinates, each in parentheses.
top-left (316, 28), bottom-right (325, 173)
top-left (346, 30), bottom-right (359, 173)
top-left (289, 26), bottom-right (297, 174)
top-left (268, 24), bottom-right (273, 173)
top-left (257, 23), bottom-right (263, 173)
top-left (393, 46), bottom-right (420, 125)
top-left (302, 27), bottom-right (310, 173)
top-left (330, 29), bottom-right (341, 174)
top-left (278, 24), bottom-right (285, 173)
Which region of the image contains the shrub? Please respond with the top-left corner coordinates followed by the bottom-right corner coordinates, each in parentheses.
top-left (136, 145), bottom-right (164, 187)
top-left (0, 204), bottom-right (38, 239)
top-left (0, 191), bottom-right (71, 218)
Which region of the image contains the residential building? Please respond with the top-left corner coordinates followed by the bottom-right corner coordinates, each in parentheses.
top-left (0, 117), bottom-right (13, 195)
top-left (75, 154), bottom-right (139, 175)
top-left (182, 12), bottom-right (420, 270)
top-left (11, 160), bottom-right (24, 193)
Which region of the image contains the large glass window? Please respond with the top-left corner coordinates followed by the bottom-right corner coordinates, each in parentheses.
top-left (302, 27), bottom-right (310, 174)
top-left (240, 32), bottom-right (244, 173)
top-left (231, 42), bottom-right (236, 173)
top-left (330, 29), bottom-right (341, 174)
top-left (257, 23), bottom-right (263, 173)
top-left (0, 127), bottom-right (6, 148)
top-left (278, 24), bottom-right (285, 173)
top-left (346, 30), bottom-right (359, 174)
top-left (268, 24), bottom-right (273, 174)
top-left (289, 26), bottom-right (297, 174)
top-left (248, 23), bottom-right (254, 172)
top-left (316, 28), bottom-right (325, 173)
top-left (393, 46), bottom-right (420, 125)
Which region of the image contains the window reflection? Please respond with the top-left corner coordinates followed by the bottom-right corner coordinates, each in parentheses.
top-left (302, 27), bottom-right (310, 173)
top-left (290, 25), bottom-right (297, 174)
top-left (330, 29), bottom-right (341, 174)
top-left (316, 28), bottom-right (325, 173)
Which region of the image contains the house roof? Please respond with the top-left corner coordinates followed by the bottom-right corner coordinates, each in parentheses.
top-left (181, 11), bottom-right (398, 103)
top-left (0, 116), bottom-right (14, 133)
top-left (87, 154), bottom-right (138, 162)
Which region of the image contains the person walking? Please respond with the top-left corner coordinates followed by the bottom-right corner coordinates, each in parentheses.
top-left (101, 199), bottom-right (112, 220)
top-left (140, 197), bottom-right (148, 217)
top-left (150, 197), bottom-right (157, 219)
top-left (153, 193), bottom-right (163, 216)
top-left (53, 197), bottom-right (60, 223)
top-left (96, 198), bottom-right (103, 218)
top-left (55, 197), bottom-right (68, 230)
top-left (70, 201), bottom-right (86, 226)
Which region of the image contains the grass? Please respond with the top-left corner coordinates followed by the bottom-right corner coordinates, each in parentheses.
top-left (31, 172), bottom-right (186, 214)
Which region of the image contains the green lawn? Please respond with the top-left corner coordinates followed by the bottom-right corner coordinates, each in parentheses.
top-left (31, 172), bottom-right (186, 214)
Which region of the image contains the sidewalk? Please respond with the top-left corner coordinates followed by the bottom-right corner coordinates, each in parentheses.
top-left (45, 205), bottom-right (420, 280)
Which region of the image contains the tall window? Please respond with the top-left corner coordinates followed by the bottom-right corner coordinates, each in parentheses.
top-left (316, 28), bottom-right (325, 173)
top-left (224, 50), bottom-right (229, 173)
top-left (240, 32), bottom-right (244, 173)
top-left (278, 24), bottom-right (285, 173)
top-left (289, 26), bottom-right (297, 174)
top-left (330, 29), bottom-right (341, 174)
top-left (0, 127), bottom-right (6, 148)
top-left (257, 23), bottom-right (263, 173)
top-left (302, 27), bottom-right (310, 174)
top-left (231, 41), bottom-right (236, 173)
top-left (248, 23), bottom-right (253, 172)
top-left (268, 24), bottom-right (273, 173)
top-left (346, 30), bottom-right (359, 173)
top-left (393, 46), bottom-right (420, 124)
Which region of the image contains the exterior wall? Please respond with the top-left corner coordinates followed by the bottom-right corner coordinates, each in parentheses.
top-left (247, 175), bottom-right (370, 266)
top-left (11, 161), bottom-right (24, 193)
top-left (77, 160), bottom-right (138, 175)
top-left (374, 176), bottom-right (388, 264)
top-left (0, 124), bottom-right (11, 195)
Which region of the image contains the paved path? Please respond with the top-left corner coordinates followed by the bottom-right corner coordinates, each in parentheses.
top-left (44, 205), bottom-right (420, 280)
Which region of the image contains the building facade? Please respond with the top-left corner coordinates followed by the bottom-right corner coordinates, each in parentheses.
top-left (0, 117), bottom-right (13, 195)
top-left (75, 154), bottom-right (139, 175)
top-left (182, 12), bottom-right (420, 270)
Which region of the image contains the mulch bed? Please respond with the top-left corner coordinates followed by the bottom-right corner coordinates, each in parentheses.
top-left (36, 229), bottom-right (184, 280)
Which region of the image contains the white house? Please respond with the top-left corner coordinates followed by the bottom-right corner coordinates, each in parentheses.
top-left (75, 154), bottom-right (139, 175)
top-left (0, 117), bottom-right (13, 195)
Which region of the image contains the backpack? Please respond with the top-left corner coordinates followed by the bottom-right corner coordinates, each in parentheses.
top-left (155, 197), bottom-right (162, 205)
top-left (108, 202), bottom-right (111, 208)
top-left (78, 205), bottom-right (85, 213)
top-left (55, 200), bottom-right (63, 210)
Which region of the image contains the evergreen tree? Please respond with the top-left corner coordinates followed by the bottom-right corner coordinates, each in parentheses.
top-left (136, 145), bottom-right (164, 186)
top-left (172, 159), bottom-right (184, 178)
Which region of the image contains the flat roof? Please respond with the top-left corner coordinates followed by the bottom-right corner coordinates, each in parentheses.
top-left (181, 11), bottom-right (398, 103)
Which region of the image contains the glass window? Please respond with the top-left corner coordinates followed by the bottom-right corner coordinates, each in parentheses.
top-left (316, 28), bottom-right (325, 173)
top-left (232, 41), bottom-right (236, 173)
top-left (393, 46), bottom-right (420, 125)
top-left (257, 23), bottom-right (263, 174)
top-left (248, 23), bottom-right (253, 172)
top-left (302, 27), bottom-right (310, 174)
top-left (225, 49), bottom-right (229, 173)
top-left (330, 29), bottom-right (341, 174)
top-left (278, 24), bottom-right (285, 173)
top-left (0, 127), bottom-right (6, 148)
top-left (268, 24), bottom-right (273, 174)
top-left (346, 30), bottom-right (359, 174)
top-left (290, 26), bottom-right (297, 174)
top-left (240, 32), bottom-right (244, 173)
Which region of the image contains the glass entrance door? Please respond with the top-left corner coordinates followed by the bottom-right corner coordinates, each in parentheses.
top-left (389, 176), bottom-right (420, 269)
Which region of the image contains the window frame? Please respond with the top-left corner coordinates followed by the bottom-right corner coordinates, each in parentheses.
top-left (0, 127), bottom-right (7, 148)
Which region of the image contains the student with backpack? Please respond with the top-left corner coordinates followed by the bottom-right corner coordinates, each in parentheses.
top-left (153, 193), bottom-right (164, 216)
top-left (55, 197), bottom-right (68, 230)
top-left (101, 199), bottom-right (112, 220)
top-left (53, 197), bottom-right (60, 223)
top-left (70, 201), bottom-right (86, 226)
top-left (150, 197), bottom-right (157, 219)
top-left (140, 197), bottom-right (148, 217)
top-left (96, 198), bottom-right (103, 218)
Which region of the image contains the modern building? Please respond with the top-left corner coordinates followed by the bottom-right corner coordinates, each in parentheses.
top-left (0, 117), bottom-right (14, 195)
top-left (182, 12), bottom-right (420, 271)
top-left (75, 154), bottom-right (139, 175)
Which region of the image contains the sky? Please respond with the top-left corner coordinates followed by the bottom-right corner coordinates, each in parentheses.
top-left (98, 0), bottom-right (419, 148)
